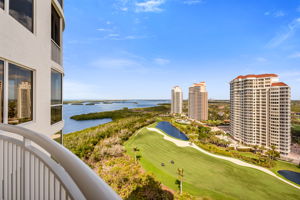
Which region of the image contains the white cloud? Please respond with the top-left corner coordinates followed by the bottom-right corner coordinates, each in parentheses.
top-left (135, 0), bottom-right (166, 13)
top-left (120, 7), bottom-right (129, 11)
top-left (124, 35), bottom-right (140, 39)
top-left (114, 0), bottom-right (166, 13)
top-left (91, 58), bottom-right (142, 70)
top-left (274, 10), bottom-right (285, 17)
top-left (97, 28), bottom-right (113, 32)
top-left (288, 52), bottom-right (300, 58)
top-left (183, 0), bottom-right (203, 5)
top-left (267, 18), bottom-right (300, 48)
top-left (154, 58), bottom-right (170, 65)
top-left (108, 33), bottom-right (120, 37)
top-left (101, 34), bottom-right (147, 40)
top-left (255, 57), bottom-right (268, 62)
top-left (264, 10), bottom-right (286, 18)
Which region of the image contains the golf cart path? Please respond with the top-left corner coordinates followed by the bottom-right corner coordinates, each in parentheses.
top-left (147, 127), bottom-right (300, 190)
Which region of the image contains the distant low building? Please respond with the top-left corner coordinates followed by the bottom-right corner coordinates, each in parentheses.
top-left (171, 86), bottom-right (183, 114)
top-left (292, 112), bottom-right (300, 120)
top-left (188, 82), bottom-right (208, 121)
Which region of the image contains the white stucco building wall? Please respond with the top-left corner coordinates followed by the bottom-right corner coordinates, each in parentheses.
top-left (0, 0), bottom-right (65, 136)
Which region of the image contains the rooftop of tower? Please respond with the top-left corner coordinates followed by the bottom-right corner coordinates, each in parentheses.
top-left (193, 82), bottom-right (206, 87)
top-left (271, 82), bottom-right (288, 87)
top-left (233, 73), bottom-right (278, 80)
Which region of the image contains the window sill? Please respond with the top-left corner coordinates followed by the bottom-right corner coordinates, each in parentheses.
top-left (51, 120), bottom-right (64, 126)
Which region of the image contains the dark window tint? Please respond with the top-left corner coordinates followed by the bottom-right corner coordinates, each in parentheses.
top-left (51, 6), bottom-right (61, 46)
top-left (51, 105), bottom-right (62, 124)
top-left (51, 70), bottom-right (62, 105)
top-left (8, 63), bottom-right (33, 125)
top-left (0, 61), bottom-right (3, 123)
top-left (9, 0), bottom-right (33, 32)
top-left (0, 0), bottom-right (4, 9)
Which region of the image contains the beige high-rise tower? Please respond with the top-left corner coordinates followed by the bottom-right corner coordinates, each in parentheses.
top-left (188, 82), bottom-right (208, 121)
top-left (171, 86), bottom-right (183, 114)
top-left (230, 74), bottom-right (291, 155)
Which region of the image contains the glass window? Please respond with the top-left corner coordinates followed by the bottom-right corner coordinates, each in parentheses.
top-left (51, 70), bottom-right (62, 124)
top-left (9, 0), bottom-right (33, 32)
top-left (0, 60), bottom-right (3, 123)
top-left (51, 6), bottom-right (61, 46)
top-left (57, 0), bottom-right (63, 8)
top-left (8, 63), bottom-right (33, 125)
top-left (51, 70), bottom-right (62, 105)
top-left (0, 0), bottom-right (4, 9)
top-left (51, 105), bottom-right (62, 125)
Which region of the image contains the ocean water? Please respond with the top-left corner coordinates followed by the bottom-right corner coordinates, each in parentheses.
top-left (63, 100), bottom-right (170, 134)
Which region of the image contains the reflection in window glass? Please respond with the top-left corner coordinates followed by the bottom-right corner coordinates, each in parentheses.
top-left (51, 6), bottom-right (61, 46)
top-left (51, 70), bottom-right (62, 125)
top-left (51, 105), bottom-right (62, 125)
top-left (0, 0), bottom-right (4, 9)
top-left (0, 60), bottom-right (3, 123)
top-left (8, 64), bottom-right (33, 125)
top-left (9, 0), bottom-right (33, 32)
top-left (51, 70), bottom-right (62, 105)
top-left (57, 0), bottom-right (63, 8)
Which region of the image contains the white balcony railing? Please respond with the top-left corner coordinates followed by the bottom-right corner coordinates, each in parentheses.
top-left (0, 124), bottom-right (120, 200)
top-left (51, 40), bottom-right (62, 65)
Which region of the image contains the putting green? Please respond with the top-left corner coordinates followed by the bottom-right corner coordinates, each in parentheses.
top-left (125, 127), bottom-right (300, 200)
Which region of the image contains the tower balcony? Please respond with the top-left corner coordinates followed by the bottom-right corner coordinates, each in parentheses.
top-left (0, 124), bottom-right (120, 200)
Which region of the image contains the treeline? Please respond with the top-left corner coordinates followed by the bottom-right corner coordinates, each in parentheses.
top-left (70, 105), bottom-right (170, 121)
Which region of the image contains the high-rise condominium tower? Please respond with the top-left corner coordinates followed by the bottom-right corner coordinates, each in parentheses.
top-left (188, 82), bottom-right (208, 121)
top-left (230, 74), bottom-right (291, 155)
top-left (171, 86), bottom-right (183, 114)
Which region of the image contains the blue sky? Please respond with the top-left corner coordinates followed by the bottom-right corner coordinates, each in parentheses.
top-left (63, 0), bottom-right (300, 100)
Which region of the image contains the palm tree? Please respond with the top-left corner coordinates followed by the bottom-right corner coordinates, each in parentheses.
top-left (267, 146), bottom-right (280, 160)
top-left (177, 168), bottom-right (184, 195)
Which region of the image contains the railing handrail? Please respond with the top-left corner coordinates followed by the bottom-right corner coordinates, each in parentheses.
top-left (0, 124), bottom-right (121, 200)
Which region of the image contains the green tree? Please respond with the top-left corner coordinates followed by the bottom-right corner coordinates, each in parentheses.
top-left (253, 145), bottom-right (259, 154)
top-left (266, 146), bottom-right (280, 160)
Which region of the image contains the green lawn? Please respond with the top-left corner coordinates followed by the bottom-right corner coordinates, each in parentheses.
top-left (293, 124), bottom-right (300, 132)
top-left (125, 127), bottom-right (300, 200)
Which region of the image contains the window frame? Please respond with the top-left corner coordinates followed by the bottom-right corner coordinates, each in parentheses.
top-left (9, 0), bottom-right (34, 32)
top-left (7, 62), bottom-right (34, 125)
top-left (0, 60), bottom-right (4, 123)
top-left (51, 69), bottom-right (63, 125)
top-left (51, 5), bottom-right (61, 47)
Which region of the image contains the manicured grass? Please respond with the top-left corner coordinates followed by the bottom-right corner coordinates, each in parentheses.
top-left (272, 160), bottom-right (300, 174)
top-left (125, 127), bottom-right (300, 200)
